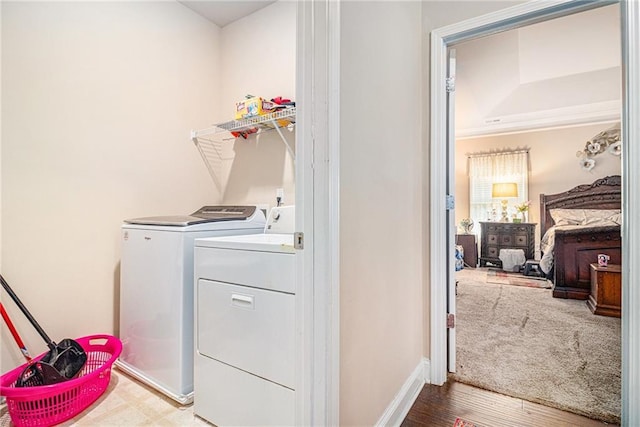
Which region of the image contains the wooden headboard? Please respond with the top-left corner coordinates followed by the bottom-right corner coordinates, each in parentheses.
top-left (539, 175), bottom-right (621, 236)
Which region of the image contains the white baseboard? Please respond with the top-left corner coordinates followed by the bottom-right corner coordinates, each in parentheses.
top-left (375, 358), bottom-right (430, 427)
top-left (423, 357), bottom-right (431, 384)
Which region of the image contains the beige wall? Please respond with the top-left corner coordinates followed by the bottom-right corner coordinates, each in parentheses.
top-left (218, 1), bottom-right (296, 208)
top-left (422, 1), bottom-right (524, 28)
top-left (340, 2), bottom-right (423, 425)
top-left (1, 1), bottom-right (222, 371)
top-left (455, 123), bottom-right (622, 255)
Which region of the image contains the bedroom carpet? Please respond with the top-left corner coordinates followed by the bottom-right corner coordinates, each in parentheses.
top-left (486, 269), bottom-right (552, 289)
top-left (452, 268), bottom-right (621, 424)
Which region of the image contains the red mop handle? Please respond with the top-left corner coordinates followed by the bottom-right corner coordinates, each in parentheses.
top-left (1, 302), bottom-right (32, 361)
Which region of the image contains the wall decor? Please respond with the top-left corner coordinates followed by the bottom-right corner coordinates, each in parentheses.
top-left (576, 124), bottom-right (621, 171)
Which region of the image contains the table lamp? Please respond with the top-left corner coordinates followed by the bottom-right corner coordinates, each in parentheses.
top-left (492, 182), bottom-right (518, 222)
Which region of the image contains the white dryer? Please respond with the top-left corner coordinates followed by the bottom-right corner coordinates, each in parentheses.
top-left (117, 206), bottom-right (265, 404)
top-left (193, 205), bottom-right (295, 426)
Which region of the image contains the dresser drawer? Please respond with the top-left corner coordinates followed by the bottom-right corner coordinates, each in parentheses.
top-left (514, 234), bottom-right (528, 246)
top-left (500, 234), bottom-right (513, 245)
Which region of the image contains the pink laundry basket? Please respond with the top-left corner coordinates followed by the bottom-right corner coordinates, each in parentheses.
top-left (0, 334), bottom-right (122, 427)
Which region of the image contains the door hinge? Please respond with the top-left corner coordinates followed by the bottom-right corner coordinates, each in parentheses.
top-left (294, 231), bottom-right (304, 250)
top-left (446, 76), bottom-right (455, 93)
top-left (446, 194), bottom-right (455, 210)
top-left (447, 313), bottom-right (455, 329)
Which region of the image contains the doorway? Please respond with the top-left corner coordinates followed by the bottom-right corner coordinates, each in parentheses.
top-left (450, 6), bottom-right (622, 420)
top-left (429, 1), bottom-right (640, 425)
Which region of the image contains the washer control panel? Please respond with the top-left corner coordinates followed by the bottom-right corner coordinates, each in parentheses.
top-left (265, 206), bottom-right (295, 234)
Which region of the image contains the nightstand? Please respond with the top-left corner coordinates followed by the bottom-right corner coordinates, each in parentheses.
top-left (587, 263), bottom-right (621, 317)
top-left (455, 234), bottom-right (478, 268)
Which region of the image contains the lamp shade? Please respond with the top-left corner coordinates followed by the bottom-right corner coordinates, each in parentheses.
top-left (492, 182), bottom-right (518, 198)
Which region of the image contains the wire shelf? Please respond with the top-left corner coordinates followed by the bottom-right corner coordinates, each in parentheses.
top-left (191, 107), bottom-right (296, 139)
top-left (190, 107), bottom-right (296, 191)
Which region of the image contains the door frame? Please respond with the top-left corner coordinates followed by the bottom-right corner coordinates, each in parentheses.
top-left (296, 1), bottom-right (341, 426)
top-left (429, 0), bottom-right (640, 424)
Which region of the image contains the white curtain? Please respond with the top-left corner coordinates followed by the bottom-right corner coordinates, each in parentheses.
top-left (468, 151), bottom-right (529, 226)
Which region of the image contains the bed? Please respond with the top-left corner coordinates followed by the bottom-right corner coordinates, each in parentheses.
top-left (539, 175), bottom-right (621, 299)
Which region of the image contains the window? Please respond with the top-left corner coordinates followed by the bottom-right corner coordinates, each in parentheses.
top-left (468, 151), bottom-right (529, 224)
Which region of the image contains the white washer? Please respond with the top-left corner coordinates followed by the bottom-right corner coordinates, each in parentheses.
top-left (117, 206), bottom-right (266, 405)
top-left (193, 206), bottom-right (295, 426)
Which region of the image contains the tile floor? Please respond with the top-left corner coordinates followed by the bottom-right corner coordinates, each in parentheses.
top-left (0, 369), bottom-right (211, 426)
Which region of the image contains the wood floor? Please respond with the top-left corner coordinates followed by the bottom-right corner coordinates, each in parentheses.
top-left (401, 381), bottom-right (618, 427)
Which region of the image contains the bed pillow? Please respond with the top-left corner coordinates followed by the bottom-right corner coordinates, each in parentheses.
top-left (582, 209), bottom-right (622, 226)
top-left (550, 208), bottom-right (621, 226)
top-left (549, 208), bottom-right (585, 225)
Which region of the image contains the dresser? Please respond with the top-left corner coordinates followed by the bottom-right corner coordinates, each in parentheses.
top-left (479, 222), bottom-right (536, 267)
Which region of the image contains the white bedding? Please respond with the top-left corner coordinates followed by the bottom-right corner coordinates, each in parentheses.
top-left (539, 225), bottom-right (585, 274)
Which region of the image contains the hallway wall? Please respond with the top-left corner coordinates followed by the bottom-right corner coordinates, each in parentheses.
top-left (340, 2), bottom-right (423, 425)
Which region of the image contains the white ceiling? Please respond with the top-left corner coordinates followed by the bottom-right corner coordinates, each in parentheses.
top-left (455, 4), bottom-right (621, 137)
top-left (179, 1), bottom-right (276, 27)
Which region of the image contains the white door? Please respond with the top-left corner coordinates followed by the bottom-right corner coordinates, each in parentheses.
top-left (447, 48), bottom-right (457, 373)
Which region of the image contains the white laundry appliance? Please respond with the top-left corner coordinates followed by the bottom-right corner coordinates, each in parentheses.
top-left (193, 205), bottom-right (296, 426)
top-left (117, 205), bottom-right (266, 404)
